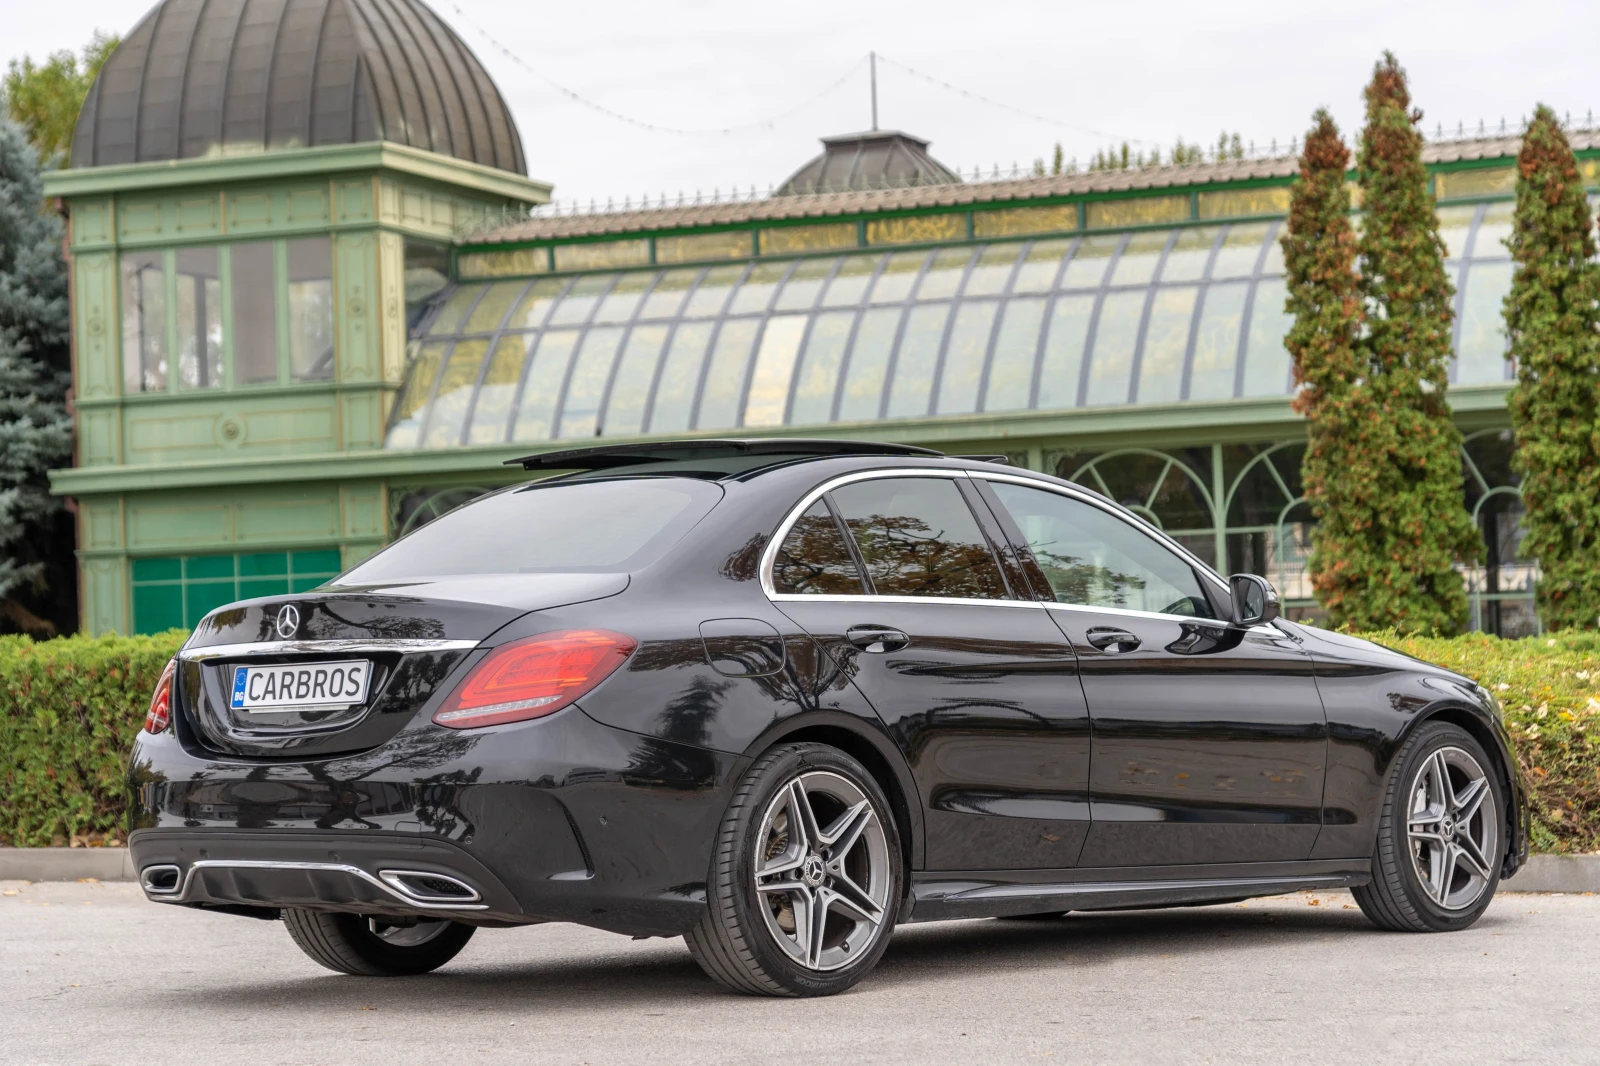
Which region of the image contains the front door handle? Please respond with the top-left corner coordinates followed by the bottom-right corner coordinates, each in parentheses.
top-left (846, 625), bottom-right (910, 653)
top-left (1085, 627), bottom-right (1141, 654)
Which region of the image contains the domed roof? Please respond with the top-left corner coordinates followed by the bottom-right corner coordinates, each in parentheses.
top-left (71, 0), bottom-right (525, 174)
top-left (775, 129), bottom-right (960, 195)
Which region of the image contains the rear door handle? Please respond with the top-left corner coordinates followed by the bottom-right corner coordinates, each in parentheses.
top-left (1085, 627), bottom-right (1141, 654)
top-left (846, 626), bottom-right (910, 653)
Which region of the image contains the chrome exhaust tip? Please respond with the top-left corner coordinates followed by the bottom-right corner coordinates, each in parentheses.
top-left (377, 869), bottom-right (481, 904)
top-left (140, 864), bottom-right (183, 895)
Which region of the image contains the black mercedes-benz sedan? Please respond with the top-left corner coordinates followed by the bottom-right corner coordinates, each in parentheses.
top-left (128, 439), bottom-right (1528, 996)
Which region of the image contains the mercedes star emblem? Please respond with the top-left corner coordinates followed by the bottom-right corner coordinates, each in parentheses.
top-left (275, 604), bottom-right (300, 640)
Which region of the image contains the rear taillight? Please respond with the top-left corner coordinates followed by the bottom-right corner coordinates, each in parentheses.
top-left (143, 660), bottom-right (176, 734)
top-left (433, 630), bottom-right (637, 730)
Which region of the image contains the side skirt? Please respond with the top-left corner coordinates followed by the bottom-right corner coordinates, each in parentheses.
top-left (907, 859), bottom-right (1371, 922)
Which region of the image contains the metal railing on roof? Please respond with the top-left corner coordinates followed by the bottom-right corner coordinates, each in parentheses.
top-left (456, 115), bottom-right (1599, 237)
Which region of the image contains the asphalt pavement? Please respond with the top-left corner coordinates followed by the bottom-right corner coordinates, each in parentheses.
top-left (2, 881), bottom-right (1595, 1066)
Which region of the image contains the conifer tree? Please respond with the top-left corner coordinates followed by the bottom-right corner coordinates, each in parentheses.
top-left (1284, 110), bottom-right (1376, 627)
top-left (0, 117), bottom-right (74, 635)
top-left (1284, 56), bottom-right (1480, 632)
top-left (1350, 53), bottom-right (1479, 633)
top-left (1503, 105), bottom-right (1600, 630)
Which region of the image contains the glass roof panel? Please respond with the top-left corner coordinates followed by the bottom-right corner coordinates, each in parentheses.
top-left (1162, 227), bottom-right (1220, 284)
top-left (774, 257), bottom-right (838, 312)
top-left (869, 250), bottom-right (929, 304)
top-left (1190, 281), bottom-right (1248, 401)
top-left (463, 281), bottom-right (528, 335)
top-left (511, 330), bottom-right (579, 441)
top-left (821, 254), bottom-right (881, 307)
top-left (1110, 231), bottom-right (1169, 287)
top-left (602, 324), bottom-right (670, 436)
top-left (936, 301), bottom-right (999, 415)
top-left (1061, 234), bottom-right (1120, 289)
top-left (548, 275), bottom-right (616, 326)
top-left (1472, 202), bottom-right (1514, 258)
top-left (640, 268), bottom-right (700, 319)
top-left (983, 296), bottom-right (1046, 412)
top-left (506, 277), bottom-right (569, 331)
top-left (1437, 205), bottom-right (1478, 260)
top-left (685, 264), bottom-right (747, 317)
top-left (1212, 223), bottom-right (1271, 279)
top-left (729, 261), bottom-right (792, 315)
top-left (886, 302), bottom-right (949, 418)
top-left (916, 248), bottom-right (973, 301)
top-left (963, 244), bottom-right (1023, 297)
top-left (593, 271), bottom-right (658, 324)
top-left (1012, 239), bottom-right (1073, 293)
top-left (790, 310), bottom-right (855, 425)
top-left (838, 306), bottom-right (900, 422)
top-left (393, 201), bottom-right (1510, 451)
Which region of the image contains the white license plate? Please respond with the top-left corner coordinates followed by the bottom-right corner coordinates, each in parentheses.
top-left (230, 660), bottom-right (372, 711)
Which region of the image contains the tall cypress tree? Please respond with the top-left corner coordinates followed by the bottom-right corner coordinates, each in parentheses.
top-left (1503, 106), bottom-right (1600, 630)
top-left (0, 117), bottom-right (74, 635)
top-left (1345, 53), bottom-right (1479, 632)
top-left (1283, 110), bottom-right (1374, 627)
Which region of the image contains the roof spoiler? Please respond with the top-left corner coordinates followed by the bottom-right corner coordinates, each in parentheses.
top-left (505, 438), bottom-right (944, 472)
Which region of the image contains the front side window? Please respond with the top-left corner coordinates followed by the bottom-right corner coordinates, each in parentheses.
top-left (829, 477), bottom-right (1008, 600)
top-left (989, 482), bottom-right (1215, 618)
top-left (772, 502), bottom-right (863, 595)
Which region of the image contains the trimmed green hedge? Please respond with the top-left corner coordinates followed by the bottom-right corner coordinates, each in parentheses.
top-left (0, 629), bottom-right (1595, 852)
top-left (1364, 630), bottom-right (1600, 854)
top-left (0, 631), bottom-right (185, 847)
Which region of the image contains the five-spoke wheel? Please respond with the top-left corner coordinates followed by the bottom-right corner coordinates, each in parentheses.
top-left (687, 743), bottom-right (902, 996)
top-left (1355, 722), bottom-right (1504, 932)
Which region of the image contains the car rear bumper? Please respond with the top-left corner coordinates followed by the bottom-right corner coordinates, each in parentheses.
top-left (127, 706), bottom-right (742, 937)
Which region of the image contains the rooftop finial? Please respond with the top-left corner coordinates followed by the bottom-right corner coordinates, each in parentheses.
top-left (870, 52), bottom-right (879, 132)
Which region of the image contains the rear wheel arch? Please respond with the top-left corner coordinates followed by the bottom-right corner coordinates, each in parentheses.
top-left (748, 713), bottom-right (923, 877)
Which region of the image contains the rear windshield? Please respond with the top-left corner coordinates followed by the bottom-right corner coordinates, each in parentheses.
top-left (337, 478), bottom-right (721, 581)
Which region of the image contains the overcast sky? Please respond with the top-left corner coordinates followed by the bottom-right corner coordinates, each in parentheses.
top-left (8, 0), bottom-right (1600, 204)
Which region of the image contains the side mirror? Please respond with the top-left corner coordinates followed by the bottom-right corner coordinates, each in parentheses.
top-left (1229, 573), bottom-right (1280, 627)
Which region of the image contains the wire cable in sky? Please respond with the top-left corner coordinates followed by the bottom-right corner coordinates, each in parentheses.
top-left (873, 54), bottom-right (1151, 146)
top-left (449, 3), bottom-right (866, 136)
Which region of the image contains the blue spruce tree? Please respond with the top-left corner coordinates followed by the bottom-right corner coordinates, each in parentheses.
top-left (0, 117), bottom-right (74, 635)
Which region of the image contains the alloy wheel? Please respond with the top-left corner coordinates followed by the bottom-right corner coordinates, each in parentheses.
top-left (752, 770), bottom-right (892, 972)
top-left (1406, 746), bottom-right (1498, 911)
top-left (368, 917), bottom-right (454, 947)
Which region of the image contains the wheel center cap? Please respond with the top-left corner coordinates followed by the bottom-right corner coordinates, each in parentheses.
top-left (801, 854), bottom-right (826, 888)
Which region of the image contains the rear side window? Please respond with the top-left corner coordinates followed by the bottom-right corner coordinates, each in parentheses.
top-left (988, 481), bottom-right (1215, 618)
top-left (772, 502), bottom-right (865, 595)
top-left (829, 477), bottom-right (1009, 600)
top-left (338, 478), bottom-right (720, 581)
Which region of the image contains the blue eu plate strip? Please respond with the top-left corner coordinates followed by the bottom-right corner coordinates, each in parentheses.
top-left (231, 667), bottom-right (248, 709)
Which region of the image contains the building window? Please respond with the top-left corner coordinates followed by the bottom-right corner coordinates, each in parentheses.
top-left (287, 237), bottom-right (334, 382)
top-left (231, 241), bottom-right (278, 385)
top-left (404, 239), bottom-right (452, 335)
top-left (174, 247), bottom-right (222, 389)
top-left (130, 549), bottom-right (345, 633)
top-left (120, 251), bottom-right (167, 392)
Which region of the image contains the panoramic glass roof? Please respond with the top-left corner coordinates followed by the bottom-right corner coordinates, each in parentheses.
top-left (386, 202), bottom-right (1515, 450)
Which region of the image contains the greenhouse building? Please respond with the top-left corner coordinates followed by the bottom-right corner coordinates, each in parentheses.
top-left (46, 0), bottom-right (1588, 638)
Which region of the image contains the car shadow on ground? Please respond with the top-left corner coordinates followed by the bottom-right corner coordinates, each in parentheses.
top-left (180, 897), bottom-right (1498, 1010)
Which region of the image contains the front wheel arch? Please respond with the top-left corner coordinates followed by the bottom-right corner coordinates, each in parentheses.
top-left (1390, 702), bottom-right (1524, 877)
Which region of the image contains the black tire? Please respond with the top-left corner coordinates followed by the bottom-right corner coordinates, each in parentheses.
top-left (1353, 721), bottom-right (1504, 933)
top-left (283, 910), bottom-right (475, 975)
top-left (686, 742), bottom-right (904, 997)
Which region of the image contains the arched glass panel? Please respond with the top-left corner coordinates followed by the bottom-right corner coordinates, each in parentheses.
top-left (391, 199), bottom-right (1513, 450)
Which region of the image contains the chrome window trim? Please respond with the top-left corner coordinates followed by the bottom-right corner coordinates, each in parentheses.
top-left (1041, 601), bottom-right (1278, 635)
top-left (769, 593), bottom-right (1046, 609)
top-left (179, 638), bottom-right (480, 661)
top-left (166, 860), bottom-right (489, 911)
top-left (969, 469), bottom-right (1233, 594)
